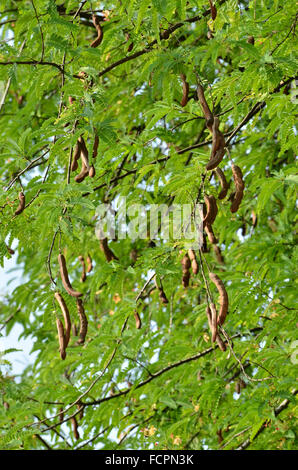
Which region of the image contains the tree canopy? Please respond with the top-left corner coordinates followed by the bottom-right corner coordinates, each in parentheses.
top-left (0, 0), bottom-right (297, 451)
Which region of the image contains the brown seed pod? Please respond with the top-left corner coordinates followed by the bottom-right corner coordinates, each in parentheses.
top-left (216, 332), bottom-right (226, 351)
top-left (180, 73), bottom-right (189, 107)
top-left (89, 164), bottom-right (96, 178)
top-left (204, 223), bottom-right (218, 244)
top-left (90, 15), bottom-right (103, 47)
top-left (78, 256), bottom-right (86, 282)
top-left (74, 157), bottom-right (89, 183)
top-left (181, 253), bottom-right (191, 288)
top-left (92, 134), bottom-right (99, 159)
top-left (206, 303), bottom-right (218, 343)
top-left (251, 210), bottom-right (258, 229)
top-left (71, 140), bottom-right (81, 172)
top-left (203, 195), bottom-right (218, 227)
top-left (72, 323), bottom-right (78, 337)
top-left (206, 118), bottom-right (226, 171)
top-left (76, 298), bottom-right (88, 344)
top-left (213, 244), bottom-right (224, 264)
top-left (188, 249), bottom-right (198, 275)
top-left (206, 146), bottom-right (225, 171)
top-left (134, 310), bottom-right (141, 329)
top-left (86, 254), bottom-right (93, 273)
top-left (196, 84), bottom-right (214, 131)
top-left (208, 0), bottom-right (217, 21)
top-left (5, 244), bottom-right (15, 255)
top-left (58, 253), bottom-right (83, 298)
top-left (14, 191), bottom-right (25, 216)
top-left (54, 292), bottom-right (71, 347)
top-left (78, 136), bottom-right (90, 171)
top-left (71, 416), bottom-right (80, 440)
top-left (247, 35), bottom-right (255, 45)
top-left (56, 317), bottom-right (66, 360)
top-left (230, 164), bottom-right (244, 213)
top-left (100, 238), bottom-right (118, 262)
top-left (215, 167), bottom-right (229, 199)
top-left (235, 381), bottom-right (241, 394)
top-left (154, 278), bottom-right (169, 304)
top-left (209, 272), bottom-right (228, 326)
top-left (77, 402), bottom-right (84, 420)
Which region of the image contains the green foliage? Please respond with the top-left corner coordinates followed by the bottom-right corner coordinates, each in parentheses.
top-left (0, 0), bottom-right (297, 451)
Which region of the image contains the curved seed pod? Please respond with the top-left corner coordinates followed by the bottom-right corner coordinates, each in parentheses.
top-left (188, 249), bottom-right (198, 275)
top-left (203, 195), bottom-right (218, 226)
top-left (181, 253), bottom-right (191, 288)
top-left (230, 164), bottom-right (244, 213)
top-left (71, 416), bottom-right (80, 440)
top-left (154, 278), bottom-right (169, 304)
top-left (211, 117), bottom-right (223, 156)
top-left (6, 244), bottom-right (15, 255)
top-left (213, 244), bottom-right (224, 264)
top-left (100, 238), bottom-right (118, 262)
top-left (71, 140), bottom-right (81, 172)
top-left (56, 317), bottom-right (66, 360)
top-left (209, 272), bottom-right (228, 326)
top-left (14, 191), bottom-right (25, 215)
top-left (74, 158), bottom-right (89, 183)
top-left (215, 168), bottom-right (229, 199)
top-left (86, 254), bottom-right (93, 273)
top-left (90, 15), bottom-right (103, 47)
top-left (92, 134), bottom-right (99, 159)
top-left (78, 256), bottom-right (86, 282)
top-left (196, 84), bottom-right (214, 131)
top-left (76, 299), bottom-right (88, 344)
top-left (208, 0), bottom-right (217, 21)
top-left (89, 164), bottom-right (95, 178)
top-left (216, 332), bottom-right (226, 351)
top-left (206, 303), bottom-right (218, 343)
top-left (58, 254), bottom-right (83, 298)
top-left (206, 146), bottom-right (225, 171)
top-left (180, 73), bottom-right (189, 107)
top-left (204, 223), bottom-right (218, 244)
top-left (54, 292), bottom-right (71, 347)
top-left (78, 137), bottom-right (90, 171)
top-left (134, 310), bottom-right (141, 329)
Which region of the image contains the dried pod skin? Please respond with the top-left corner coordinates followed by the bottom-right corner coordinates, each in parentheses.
top-left (54, 292), bottom-right (71, 347)
top-left (230, 164), bottom-right (244, 213)
top-left (159, 288), bottom-right (169, 304)
top-left (56, 317), bottom-right (66, 360)
top-left (86, 254), bottom-right (93, 273)
top-left (78, 137), bottom-right (90, 171)
top-left (92, 135), bottom-right (99, 159)
top-left (90, 15), bottom-right (103, 47)
top-left (89, 165), bottom-right (96, 178)
top-left (209, 272), bottom-right (228, 326)
top-left (204, 223), bottom-right (218, 244)
top-left (188, 249), bottom-right (199, 275)
top-left (208, 0), bottom-right (217, 20)
top-left (216, 333), bottom-right (226, 351)
top-left (196, 84), bottom-right (214, 131)
top-left (58, 253), bottom-right (83, 298)
top-left (78, 255), bottom-right (86, 283)
top-left (215, 167), bottom-right (229, 200)
top-left (14, 192), bottom-right (25, 215)
top-left (206, 304), bottom-right (218, 343)
top-left (180, 74), bottom-right (189, 107)
top-left (100, 238), bottom-right (118, 262)
top-left (71, 140), bottom-right (81, 172)
top-left (74, 156), bottom-right (89, 183)
top-left (134, 310), bottom-right (142, 329)
top-left (76, 299), bottom-right (88, 344)
top-left (204, 195), bottom-right (218, 226)
top-left (71, 417), bottom-right (80, 440)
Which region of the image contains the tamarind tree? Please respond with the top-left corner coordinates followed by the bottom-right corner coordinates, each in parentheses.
top-left (0, 0), bottom-right (297, 451)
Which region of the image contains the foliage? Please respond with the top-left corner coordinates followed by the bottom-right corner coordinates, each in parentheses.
top-left (0, 0), bottom-right (297, 450)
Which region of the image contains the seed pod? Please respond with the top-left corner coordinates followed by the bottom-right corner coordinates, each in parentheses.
top-left (71, 416), bottom-right (80, 440)
top-left (188, 249), bottom-right (198, 275)
top-left (77, 402), bottom-right (84, 420)
top-left (5, 244), bottom-right (15, 255)
top-left (206, 146), bottom-right (225, 171)
top-left (78, 256), bottom-right (86, 282)
top-left (14, 191), bottom-right (25, 215)
top-left (216, 332), bottom-right (226, 351)
top-left (215, 167), bottom-right (229, 199)
top-left (209, 272), bottom-right (228, 326)
top-left (235, 381), bottom-right (241, 394)
top-left (204, 223), bottom-right (218, 244)
top-left (203, 195), bottom-right (218, 227)
top-left (74, 158), bottom-right (89, 183)
top-left (72, 323), bottom-right (78, 337)
top-left (247, 36), bottom-right (255, 45)
top-left (56, 317), bottom-right (66, 360)
top-left (92, 135), bottom-right (99, 159)
top-left (100, 238), bottom-right (118, 262)
top-left (181, 253), bottom-right (191, 288)
top-left (208, 0), bottom-right (217, 20)
top-left (134, 310), bottom-right (141, 329)
top-left (86, 254), bottom-right (93, 273)
top-left (89, 164), bottom-right (96, 178)
top-left (76, 298), bottom-right (88, 345)
top-left (213, 244), bottom-right (224, 264)
top-left (78, 137), bottom-right (90, 171)
top-left (54, 292), bottom-right (71, 347)
top-left (196, 84), bottom-right (214, 131)
top-left (206, 303), bottom-right (218, 343)
top-left (71, 140), bottom-right (81, 172)
top-left (180, 73), bottom-right (189, 107)
top-left (251, 210), bottom-right (258, 229)
top-left (230, 164), bottom-right (244, 213)
top-left (206, 118), bottom-right (226, 171)
top-left (154, 278), bottom-right (169, 304)
top-left (90, 15), bottom-right (103, 47)
top-left (58, 253), bottom-right (83, 298)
